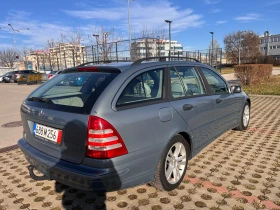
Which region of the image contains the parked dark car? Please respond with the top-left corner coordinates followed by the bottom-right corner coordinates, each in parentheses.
top-left (0, 71), bottom-right (20, 83)
top-left (13, 70), bottom-right (40, 82)
top-left (18, 57), bottom-right (251, 192)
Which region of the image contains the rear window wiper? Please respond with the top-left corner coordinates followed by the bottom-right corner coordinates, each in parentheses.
top-left (27, 97), bottom-right (53, 104)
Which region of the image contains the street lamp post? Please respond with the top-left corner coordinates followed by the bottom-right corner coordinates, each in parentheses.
top-left (210, 32), bottom-right (214, 66)
top-left (93, 34), bottom-right (99, 63)
top-left (238, 30), bottom-right (246, 65)
top-left (8, 24), bottom-right (29, 70)
top-left (128, 0), bottom-right (133, 52)
top-left (8, 24), bottom-right (29, 50)
top-left (165, 20), bottom-right (172, 58)
top-left (103, 32), bottom-right (108, 61)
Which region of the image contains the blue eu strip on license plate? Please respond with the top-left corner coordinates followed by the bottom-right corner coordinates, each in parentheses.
top-left (33, 123), bottom-right (37, 134)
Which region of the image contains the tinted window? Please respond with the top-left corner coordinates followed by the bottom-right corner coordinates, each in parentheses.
top-left (173, 66), bottom-right (205, 96)
top-left (201, 67), bottom-right (229, 93)
top-left (117, 69), bottom-right (163, 106)
top-left (28, 72), bottom-right (118, 113)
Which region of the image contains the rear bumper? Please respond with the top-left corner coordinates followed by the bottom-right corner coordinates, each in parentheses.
top-left (18, 139), bottom-right (128, 192)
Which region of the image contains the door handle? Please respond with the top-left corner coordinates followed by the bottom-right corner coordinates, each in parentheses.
top-left (216, 98), bottom-right (222, 104)
top-left (183, 104), bottom-right (194, 111)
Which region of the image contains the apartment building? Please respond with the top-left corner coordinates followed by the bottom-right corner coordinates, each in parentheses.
top-left (28, 43), bottom-right (86, 71)
top-left (259, 32), bottom-right (280, 60)
top-left (131, 38), bottom-right (183, 60)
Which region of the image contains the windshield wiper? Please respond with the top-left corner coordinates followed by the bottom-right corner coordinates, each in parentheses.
top-left (27, 97), bottom-right (53, 104)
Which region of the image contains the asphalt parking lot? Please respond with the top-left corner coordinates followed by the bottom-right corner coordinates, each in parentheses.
top-left (0, 83), bottom-right (38, 148)
top-left (0, 84), bottom-right (280, 210)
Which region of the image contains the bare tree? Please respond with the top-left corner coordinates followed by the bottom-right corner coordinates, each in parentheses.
top-left (224, 30), bottom-right (261, 64)
top-left (208, 39), bottom-right (221, 65)
top-left (61, 31), bottom-right (84, 66)
top-left (88, 27), bottom-right (124, 62)
top-left (20, 46), bottom-right (30, 61)
top-left (131, 26), bottom-right (167, 60)
top-left (0, 48), bottom-right (18, 68)
top-left (45, 39), bottom-right (59, 70)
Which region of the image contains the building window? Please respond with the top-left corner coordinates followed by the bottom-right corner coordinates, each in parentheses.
top-left (273, 46), bottom-right (276, 49)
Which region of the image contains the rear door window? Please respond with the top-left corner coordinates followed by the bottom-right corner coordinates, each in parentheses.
top-left (175, 66), bottom-right (205, 96)
top-left (170, 66), bottom-right (205, 98)
top-left (117, 68), bottom-right (163, 106)
top-left (27, 72), bottom-right (119, 113)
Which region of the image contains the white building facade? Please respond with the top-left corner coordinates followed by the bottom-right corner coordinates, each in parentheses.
top-left (259, 32), bottom-right (280, 60)
top-left (131, 39), bottom-right (183, 60)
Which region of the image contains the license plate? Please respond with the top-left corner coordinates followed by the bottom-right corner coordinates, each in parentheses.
top-left (33, 123), bottom-right (62, 144)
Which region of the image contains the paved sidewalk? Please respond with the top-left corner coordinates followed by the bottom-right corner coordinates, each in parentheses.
top-left (0, 95), bottom-right (279, 210)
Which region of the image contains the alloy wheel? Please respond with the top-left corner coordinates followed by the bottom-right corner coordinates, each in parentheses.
top-left (243, 105), bottom-right (250, 127)
top-left (164, 142), bottom-right (187, 184)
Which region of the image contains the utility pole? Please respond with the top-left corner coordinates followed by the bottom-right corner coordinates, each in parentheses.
top-left (128, 0), bottom-right (132, 53)
top-left (264, 31), bottom-right (270, 61)
top-left (210, 32), bottom-right (214, 66)
top-left (103, 32), bottom-right (109, 61)
top-left (93, 34), bottom-right (100, 63)
top-left (165, 20), bottom-right (172, 58)
top-left (238, 30), bottom-right (246, 65)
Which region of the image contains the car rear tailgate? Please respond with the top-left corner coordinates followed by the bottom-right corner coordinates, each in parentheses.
top-left (21, 103), bottom-right (89, 164)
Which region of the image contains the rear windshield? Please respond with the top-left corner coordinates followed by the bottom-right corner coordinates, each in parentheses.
top-left (26, 72), bottom-right (119, 114)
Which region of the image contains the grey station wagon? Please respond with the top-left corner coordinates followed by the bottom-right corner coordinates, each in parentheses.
top-left (18, 57), bottom-right (250, 192)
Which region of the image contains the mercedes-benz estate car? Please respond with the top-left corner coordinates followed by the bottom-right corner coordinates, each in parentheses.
top-left (18, 57), bottom-right (250, 192)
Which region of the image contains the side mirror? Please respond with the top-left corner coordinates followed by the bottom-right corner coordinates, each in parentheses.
top-left (230, 85), bottom-right (242, 93)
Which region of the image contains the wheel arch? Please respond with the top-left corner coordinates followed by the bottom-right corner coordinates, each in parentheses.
top-left (178, 131), bottom-right (194, 159)
top-left (246, 98), bottom-right (251, 107)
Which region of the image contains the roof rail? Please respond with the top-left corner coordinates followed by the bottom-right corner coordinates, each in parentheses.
top-left (77, 60), bottom-right (132, 67)
top-left (131, 56), bottom-right (200, 66)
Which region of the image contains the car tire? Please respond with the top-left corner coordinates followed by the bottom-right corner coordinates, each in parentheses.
top-left (151, 135), bottom-right (190, 191)
top-left (235, 101), bottom-right (250, 131)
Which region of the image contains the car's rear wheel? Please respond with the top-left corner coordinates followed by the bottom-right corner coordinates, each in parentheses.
top-left (151, 135), bottom-right (190, 191)
top-left (235, 101), bottom-right (250, 131)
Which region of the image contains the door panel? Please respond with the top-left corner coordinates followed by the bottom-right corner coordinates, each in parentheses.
top-left (199, 67), bottom-right (239, 138)
top-left (168, 66), bottom-right (216, 151)
top-left (212, 94), bottom-right (238, 136)
top-left (170, 96), bottom-right (216, 151)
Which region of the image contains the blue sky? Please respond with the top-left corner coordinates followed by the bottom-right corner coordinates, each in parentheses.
top-left (0, 0), bottom-right (279, 51)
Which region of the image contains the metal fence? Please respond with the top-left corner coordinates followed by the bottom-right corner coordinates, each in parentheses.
top-left (33, 38), bottom-right (222, 71)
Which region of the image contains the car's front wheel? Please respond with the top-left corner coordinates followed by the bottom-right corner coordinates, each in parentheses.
top-left (235, 101), bottom-right (250, 131)
top-left (151, 135), bottom-right (190, 191)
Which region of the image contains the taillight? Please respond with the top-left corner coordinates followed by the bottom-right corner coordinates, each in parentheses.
top-left (86, 116), bottom-right (128, 159)
top-left (48, 74), bottom-right (53, 79)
